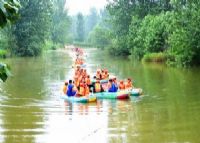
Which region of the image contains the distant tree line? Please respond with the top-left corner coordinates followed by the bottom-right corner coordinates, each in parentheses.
top-left (0, 0), bottom-right (71, 57)
top-left (0, 0), bottom-right (71, 81)
top-left (1, 0), bottom-right (200, 68)
top-left (86, 0), bottom-right (200, 67)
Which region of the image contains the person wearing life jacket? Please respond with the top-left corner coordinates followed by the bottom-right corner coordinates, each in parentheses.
top-left (108, 79), bottom-right (118, 92)
top-left (75, 58), bottom-right (79, 65)
top-left (119, 80), bottom-right (126, 90)
top-left (107, 79), bottom-right (112, 91)
top-left (101, 70), bottom-right (106, 79)
top-left (113, 77), bottom-right (118, 91)
top-left (84, 83), bottom-right (90, 97)
top-left (94, 80), bottom-right (104, 93)
top-left (82, 69), bottom-right (87, 78)
top-left (67, 80), bottom-right (76, 97)
top-left (86, 75), bottom-right (91, 86)
top-left (72, 81), bottom-right (78, 92)
top-left (78, 79), bottom-right (90, 96)
top-left (78, 80), bottom-right (85, 96)
top-left (74, 72), bottom-right (80, 88)
top-left (79, 59), bottom-right (84, 65)
top-left (78, 75), bottom-right (83, 85)
top-left (63, 81), bottom-right (68, 94)
top-left (86, 75), bottom-right (93, 92)
top-left (96, 70), bottom-right (101, 80)
top-left (104, 70), bottom-right (109, 79)
top-left (80, 68), bottom-right (83, 75)
top-left (125, 78), bottom-right (133, 89)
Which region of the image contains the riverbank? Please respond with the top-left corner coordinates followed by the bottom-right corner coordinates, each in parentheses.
top-left (0, 49), bottom-right (8, 58)
top-left (142, 53), bottom-right (168, 63)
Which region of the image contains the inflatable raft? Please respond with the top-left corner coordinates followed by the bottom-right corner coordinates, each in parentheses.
top-left (72, 64), bottom-right (86, 68)
top-left (93, 91), bottom-right (129, 100)
top-left (124, 88), bottom-right (143, 96)
top-left (61, 95), bottom-right (96, 103)
top-left (91, 79), bottom-right (108, 84)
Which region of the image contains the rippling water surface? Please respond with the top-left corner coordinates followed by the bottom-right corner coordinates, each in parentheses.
top-left (0, 49), bottom-right (200, 143)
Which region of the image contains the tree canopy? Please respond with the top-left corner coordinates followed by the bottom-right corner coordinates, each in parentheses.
top-left (76, 13), bottom-right (85, 42)
top-left (0, 0), bottom-right (20, 82)
top-left (0, 0), bottom-right (20, 28)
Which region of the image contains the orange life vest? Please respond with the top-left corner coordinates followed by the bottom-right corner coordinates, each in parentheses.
top-left (86, 78), bottom-right (91, 85)
top-left (74, 80), bottom-right (79, 87)
top-left (101, 73), bottom-right (106, 79)
top-left (78, 83), bottom-right (85, 96)
top-left (85, 86), bottom-right (90, 96)
top-left (119, 83), bottom-right (126, 90)
top-left (95, 83), bottom-right (101, 92)
top-left (125, 82), bottom-right (132, 89)
top-left (63, 85), bottom-right (67, 94)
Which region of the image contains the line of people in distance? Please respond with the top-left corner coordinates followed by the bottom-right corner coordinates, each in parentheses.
top-left (75, 58), bottom-right (84, 65)
top-left (63, 65), bottom-right (134, 97)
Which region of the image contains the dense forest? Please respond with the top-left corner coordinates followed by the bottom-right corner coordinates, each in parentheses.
top-left (0, 0), bottom-right (71, 81)
top-left (104, 0), bottom-right (200, 67)
top-left (1, 0), bottom-right (200, 81)
top-left (70, 0), bottom-right (200, 67)
top-left (0, 0), bottom-right (71, 56)
top-left (88, 0), bottom-right (199, 67)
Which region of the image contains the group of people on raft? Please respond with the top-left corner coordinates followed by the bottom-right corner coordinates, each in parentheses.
top-left (75, 58), bottom-right (84, 65)
top-left (95, 69), bottom-right (109, 80)
top-left (63, 68), bottom-right (134, 97)
top-left (63, 49), bottom-right (134, 97)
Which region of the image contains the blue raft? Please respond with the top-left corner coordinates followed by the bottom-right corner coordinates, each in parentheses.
top-left (61, 95), bottom-right (96, 103)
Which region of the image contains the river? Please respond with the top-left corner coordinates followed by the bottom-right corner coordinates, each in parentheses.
top-left (0, 48), bottom-right (200, 143)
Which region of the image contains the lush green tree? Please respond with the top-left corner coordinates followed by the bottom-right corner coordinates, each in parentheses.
top-left (0, 0), bottom-right (20, 53)
top-left (76, 13), bottom-right (85, 42)
top-left (106, 0), bottom-right (136, 55)
top-left (0, 63), bottom-right (11, 82)
top-left (167, 3), bottom-right (200, 67)
top-left (12, 0), bottom-right (53, 56)
top-left (88, 25), bottom-right (111, 49)
top-left (69, 16), bottom-right (76, 42)
top-left (106, 0), bottom-right (173, 55)
top-left (0, 0), bottom-right (20, 82)
top-left (0, 0), bottom-right (20, 28)
top-left (99, 8), bottom-right (111, 29)
top-left (129, 13), bottom-right (169, 58)
top-left (85, 7), bottom-right (99, 38)
top-left (51, 0), bottom-right (71, 46)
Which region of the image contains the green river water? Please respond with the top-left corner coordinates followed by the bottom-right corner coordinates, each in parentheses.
top-left (0, 48), bottom-right (200, 143)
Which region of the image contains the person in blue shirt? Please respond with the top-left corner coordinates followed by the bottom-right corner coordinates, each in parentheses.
top-left (113, 77), bottom-right (118, 92)
top-left (67, 80), bottom-right (76, 97)
top-left (108, 79), bottom-right (118, 92)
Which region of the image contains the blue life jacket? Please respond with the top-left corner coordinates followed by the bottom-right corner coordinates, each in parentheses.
top-left (67, 84), bottom-right (76, 96)
top-left (108, 83), bottom-right (118, 92)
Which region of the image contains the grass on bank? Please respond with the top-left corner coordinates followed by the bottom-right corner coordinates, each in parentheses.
top-left (142, 52), bottom-right (168, 63)
top-left (43, 40), bottom-right (65, 50)
top-left (0, 49), bottom-right (8, 58)
top-left (73, 41), bottom-right (92, 48)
